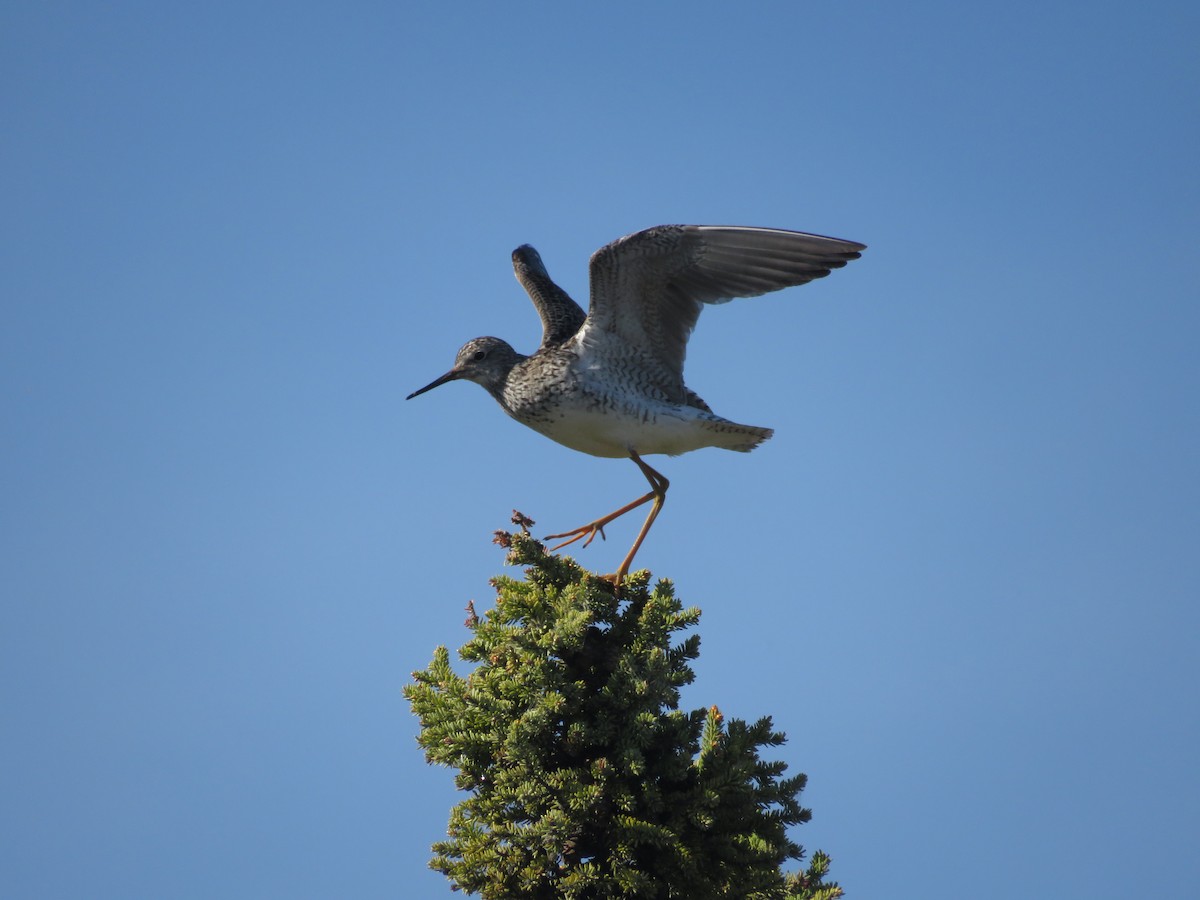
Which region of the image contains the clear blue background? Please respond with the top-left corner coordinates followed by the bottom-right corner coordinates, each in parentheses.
top-left (3, 2), bottom-right (1197, 897)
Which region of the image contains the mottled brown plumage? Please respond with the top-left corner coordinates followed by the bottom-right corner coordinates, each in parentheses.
top-left (407, 224), bottom-right (865, 587)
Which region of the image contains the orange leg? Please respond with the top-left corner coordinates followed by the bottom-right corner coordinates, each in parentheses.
top-left (545, 451), bottom-right (669, 588)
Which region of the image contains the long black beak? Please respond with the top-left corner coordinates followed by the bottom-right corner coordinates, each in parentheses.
top-left (406, 369), bottom-right (460, 400)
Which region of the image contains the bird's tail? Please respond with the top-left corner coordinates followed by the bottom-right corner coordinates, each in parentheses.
top-left (705, 419), bottom-right (774, 453)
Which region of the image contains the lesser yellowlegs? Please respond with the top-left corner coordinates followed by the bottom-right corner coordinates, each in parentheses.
top-left (407, 224), bottom-right (865, 587)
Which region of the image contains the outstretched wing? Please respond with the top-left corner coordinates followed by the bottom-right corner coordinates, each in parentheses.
top-left (583, 225), bottom-right (865, 390)
top-left (512, 244), bottom-right (587, 349)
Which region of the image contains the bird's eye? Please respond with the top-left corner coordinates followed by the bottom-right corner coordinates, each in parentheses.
top-left (472, 349), bottom-right (487, 361)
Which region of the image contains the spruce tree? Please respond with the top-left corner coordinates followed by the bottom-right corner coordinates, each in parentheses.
top-left (405, 514), bottom-right (842, 899)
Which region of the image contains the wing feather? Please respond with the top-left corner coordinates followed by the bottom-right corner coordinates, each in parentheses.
top-left (584, 225), bottom-right (865, 391)
top-left (512, 244), bottom-right (586, 348)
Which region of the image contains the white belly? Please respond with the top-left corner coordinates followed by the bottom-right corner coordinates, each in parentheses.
top-left (521, 401), bottom-right (735, 458)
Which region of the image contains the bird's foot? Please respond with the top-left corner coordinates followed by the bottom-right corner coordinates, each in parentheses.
top-left (545, 521), bottom-right (607, 552)
top-left (544, 484), bottom-right (660, 554)
top-left (595, 565), bottom-right (640, 598)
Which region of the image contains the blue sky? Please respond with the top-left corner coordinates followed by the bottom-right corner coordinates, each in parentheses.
top-left (3, 2), bottom-right (1197, 897)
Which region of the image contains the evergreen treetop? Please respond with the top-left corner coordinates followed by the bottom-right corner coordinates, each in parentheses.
top-left (405, 516), bottom-right (842, 899)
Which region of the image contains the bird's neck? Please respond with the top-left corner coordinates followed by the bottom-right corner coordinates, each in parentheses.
top-left (484, 353), bottom-right (528, 407)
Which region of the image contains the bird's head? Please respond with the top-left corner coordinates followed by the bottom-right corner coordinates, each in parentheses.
top-left (406, 336), bottom-right (523, 401)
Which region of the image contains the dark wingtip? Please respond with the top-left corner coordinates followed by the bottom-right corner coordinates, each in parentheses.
top-left (512, 244), bottom-right (547, 274)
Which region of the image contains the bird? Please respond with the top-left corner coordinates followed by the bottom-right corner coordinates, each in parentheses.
top-left (407, 224), bottom-right (865, 588)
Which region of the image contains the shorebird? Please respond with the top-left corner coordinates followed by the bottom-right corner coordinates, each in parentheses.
top-left (407, 224), bottom-right (865, 587)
